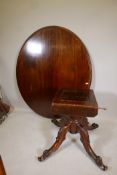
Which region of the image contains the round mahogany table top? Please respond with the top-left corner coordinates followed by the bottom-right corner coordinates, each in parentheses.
top-left (16, 26), bottom-right (92, 118)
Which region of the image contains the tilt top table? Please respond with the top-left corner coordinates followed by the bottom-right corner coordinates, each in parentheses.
top-left (16, 26), bottom-right (107, 171)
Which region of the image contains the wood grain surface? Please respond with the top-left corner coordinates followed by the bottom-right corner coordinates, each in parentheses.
top-left (16, 26), bottom-right (92, 118)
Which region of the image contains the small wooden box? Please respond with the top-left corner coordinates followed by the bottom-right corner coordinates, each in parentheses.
top-left (52, 89), bottom-right (98, 117)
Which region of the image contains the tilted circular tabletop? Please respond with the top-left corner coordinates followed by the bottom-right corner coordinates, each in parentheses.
top-left (16, 26), bottom-right (92, 118)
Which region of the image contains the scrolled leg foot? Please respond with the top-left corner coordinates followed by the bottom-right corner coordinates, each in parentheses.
top-left (38, 150), bottom-right (50, 161)
top-left (95, 156), bottom-right (108, 171)
top-left (51, 118), bottom-right (62, 127)
top-left (88, 123), bottom-right (99, 130)
top-left (38, 123), bottom-right (70, 161)
top-left (78, 124), bottom-right (107, 171)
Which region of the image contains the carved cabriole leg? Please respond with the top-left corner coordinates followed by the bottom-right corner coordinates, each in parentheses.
top-left (38, 123), bottom-right (70, 161)
top-left (78, 124), bottom-right (107, 171)
top-left (39, 116), bottom-right (107, 170)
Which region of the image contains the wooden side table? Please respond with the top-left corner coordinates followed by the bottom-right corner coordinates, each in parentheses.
top-left (0, 156), bottom-right (6, 175)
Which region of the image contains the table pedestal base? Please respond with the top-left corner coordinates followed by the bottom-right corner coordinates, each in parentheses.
top-left (38, 117), bottom-right (107, 171)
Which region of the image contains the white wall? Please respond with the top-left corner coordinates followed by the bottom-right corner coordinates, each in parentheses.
top-left (0, 0), bottom-right (117, 110)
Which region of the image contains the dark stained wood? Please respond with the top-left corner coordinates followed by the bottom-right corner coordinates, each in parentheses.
top-left (38, 117), bottom-right (107, 170)
top-left (52, 89), bottom-right (98, 117)
top-left (17, 26), bottom-right (107, 171)
top-left (0, 156), bottom-right (6, 175)
top-left (47, 89), bottom-right (107, 170)
top-left (39, 89), bottom-right (107, 170)
top-left (38, 122), bottom-right (70, 161)
top-left (16, 26), bottom-right (92, 118)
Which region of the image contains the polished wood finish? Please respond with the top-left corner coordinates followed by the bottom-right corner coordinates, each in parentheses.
top-left (16, 26), bottom-right (107, 171)
top-left (39, 89), bottom-right (107, 170)
top-left (16, 26), bottom-right (92, 118)
top-left (0, 156), bottom-right (6, 175)
top-left (52, 89), bottom-right (98, 117)
top-left (38, 117), bottom-right (106, 170)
